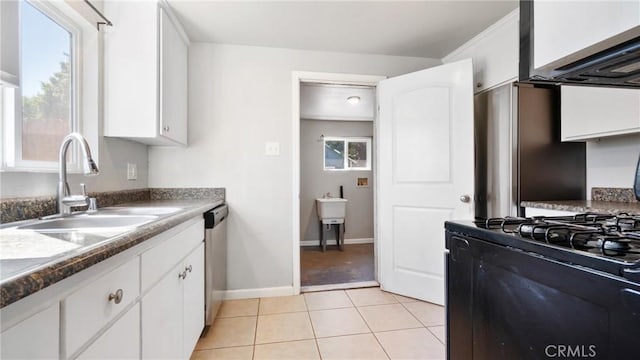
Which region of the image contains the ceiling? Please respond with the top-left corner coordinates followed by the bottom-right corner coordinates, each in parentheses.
top-left (166, 1), bottom-right (519, 59)
top-left (300, 84), bottom-right (375, 121)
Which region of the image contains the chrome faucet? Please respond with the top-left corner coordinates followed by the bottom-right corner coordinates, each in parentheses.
top-left (57, 132), bottom-right (99, 215)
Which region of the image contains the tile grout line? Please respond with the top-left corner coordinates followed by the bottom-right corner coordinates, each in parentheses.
top-left (399, 300), bottom-right (447, 329)
top-left (251, 298), bottom-right (260, 360)
top-left (425, 326), bottom-right (446, 346)
top-left (298, 293), bottom-right (325, 359)
top-left (305, 303), bottom-right (324, 360)
top-left (352, 297), bottom-right (392, 360)
top-left (399, 299), bottom-right (429, 328)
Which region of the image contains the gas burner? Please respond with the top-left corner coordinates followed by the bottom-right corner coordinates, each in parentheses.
top-left (478, 213), bottom-right (640, 262)
top-left (610, 214), bottom-right (640, 232)
top-left (603, 238), bottom-right (631, 251)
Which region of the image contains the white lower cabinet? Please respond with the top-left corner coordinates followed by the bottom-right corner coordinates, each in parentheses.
top-left (0, 217), bottom-right (206, 360)
top-left (141, 261), bottom-right (184, 359)
top-left (142, 243), bottom-right (204, 359)
top-left (0, 303), bottom-right (59, 359)
top-left (182, 244), bottom-right (205, 359)
top-left (77, 304), bottom-right (140, 360)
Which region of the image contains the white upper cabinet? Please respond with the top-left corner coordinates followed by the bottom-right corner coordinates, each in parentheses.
top-left (442, 9), bottom-right (518, 93)
top-left (561, 86), bottom-right (640, 141)
top-left (533, 1), bottom-right (640, 70)
top-left (104, 0), bottom-right (189, 146)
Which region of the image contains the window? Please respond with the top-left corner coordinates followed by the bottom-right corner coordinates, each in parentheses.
top-left (323, 137), bottom-right (372, 171)
top-left (1, 0), bottom-right (84, 171)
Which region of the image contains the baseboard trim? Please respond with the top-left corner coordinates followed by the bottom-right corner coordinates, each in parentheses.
top-left (300, 238), bottom-right (374, 247)
top-left (223, 286), bottom-right (295, 300)
top-left (301, 281), bottom-right (379, 293)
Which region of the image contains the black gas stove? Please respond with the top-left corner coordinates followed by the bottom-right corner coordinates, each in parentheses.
top-left (445, 214), bottom-right (640, 360)
top-left (460, 213), bottom-right (640, 283)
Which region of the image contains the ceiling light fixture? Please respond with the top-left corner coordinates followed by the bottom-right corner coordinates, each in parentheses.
top-left (346, 96), bottom-right (361, 105)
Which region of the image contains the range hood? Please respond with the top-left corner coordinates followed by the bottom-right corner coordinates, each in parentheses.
top-left (519, 1), bottom-right (640, 88)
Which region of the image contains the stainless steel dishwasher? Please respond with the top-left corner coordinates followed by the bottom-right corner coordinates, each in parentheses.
top-left (203, 204), bottom-right (227, 328)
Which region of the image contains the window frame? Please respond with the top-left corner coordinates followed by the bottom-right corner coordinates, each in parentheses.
top-left (323, 136), bottom-right (372, 171)
top-left (1, 0), bottom-right (83, 172)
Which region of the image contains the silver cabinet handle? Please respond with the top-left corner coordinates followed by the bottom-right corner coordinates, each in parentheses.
top-left (163, 125), bottom-right (170, 132)
top-left (185, 265), bottom-right (192, 273)
top-left (179, 270), bottom-right (187, 280)
top-left (108, 289), bottom-right (123, 304)
top-left (459, 195), bottom-right (471, 203)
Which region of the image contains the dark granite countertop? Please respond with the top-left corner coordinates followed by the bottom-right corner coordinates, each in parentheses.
top-left (521, 200), bottom-right (640, 215)
top-left (0, 199), bottom-right (223, 308)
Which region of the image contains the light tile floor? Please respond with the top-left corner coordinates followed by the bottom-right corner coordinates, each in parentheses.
top-left (192, 287), bottom-right (446, 360)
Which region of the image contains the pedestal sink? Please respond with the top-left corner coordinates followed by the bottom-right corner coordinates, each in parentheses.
top-left (315, 198), bottom-right (348, 251)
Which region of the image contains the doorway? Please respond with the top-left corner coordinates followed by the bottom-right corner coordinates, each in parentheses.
top-left (291, 72), bottom-right (386, 293)
top-left (292, 61), bottom-right (474, 302)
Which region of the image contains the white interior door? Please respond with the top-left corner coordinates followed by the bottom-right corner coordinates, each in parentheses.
top-left (377, 59), bottom-right (474, 305)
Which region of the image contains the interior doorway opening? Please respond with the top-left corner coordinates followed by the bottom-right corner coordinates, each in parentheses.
top-left (292, 72), bottom-right (385, 293)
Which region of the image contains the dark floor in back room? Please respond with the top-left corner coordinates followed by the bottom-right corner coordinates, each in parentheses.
top-left (300, 243), bottom-right (374, 286)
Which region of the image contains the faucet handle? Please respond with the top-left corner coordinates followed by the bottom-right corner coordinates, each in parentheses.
top-left (80, 183), bottom-right (87, 196)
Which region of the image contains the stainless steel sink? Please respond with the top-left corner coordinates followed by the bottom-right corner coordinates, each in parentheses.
top-left (15, 214), bottom-right (158, 231)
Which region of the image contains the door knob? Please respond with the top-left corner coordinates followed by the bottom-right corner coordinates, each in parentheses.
top-left (459, 195), bottom-right (471, 203)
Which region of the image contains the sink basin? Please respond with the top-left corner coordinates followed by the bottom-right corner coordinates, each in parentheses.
top-left (316, 198), bottom-right (348, 220)
top-left (16, 215), bottom-right (158, 232)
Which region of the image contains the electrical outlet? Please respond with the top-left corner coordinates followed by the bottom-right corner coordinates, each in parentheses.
top-left (127, 163), bottom-right (137, 180)
top-left (265, 142), bottom-right (280, 156)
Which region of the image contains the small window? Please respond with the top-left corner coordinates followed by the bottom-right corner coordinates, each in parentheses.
top-left (323, 137), bottom-right (372, 171)
top-left (1, 0), bottom-right (79, 170)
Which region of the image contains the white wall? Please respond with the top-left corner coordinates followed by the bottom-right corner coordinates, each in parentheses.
top-left (0, 138), bottom-right (148, 198)
top-left (148, 43), bottom-right (440, 292)
top-left (586, 133), bottom-right (640, 199)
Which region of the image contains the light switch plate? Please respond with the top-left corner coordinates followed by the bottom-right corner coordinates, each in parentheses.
top-left (265, 142), bottom-right (280, 156)
top-left (127, 163), bottom-right (137, 180)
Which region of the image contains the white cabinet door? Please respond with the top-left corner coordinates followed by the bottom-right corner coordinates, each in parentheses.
top-left (561, 86), bottom-right (640, 141)
top-left (534, 1), bottom-right (640, 70)
top-left (104, 1), bottom-right (188, 146)
top-left (159, 7), bottom-right (188, 145)
top-left (182, 243), bottom-right (204, 359)
top-left (0, 304), bottom-right (59, 359)
top-left (141, 263), bottom-right (183, 360)
top-left (443, 9), bottom-right (518, 93)
top-left (377, 59), bottom-right (474, 305)
top-left (104, 0), bottom-right (158, 140)
top-left (77, 304), bottom-right (140, 360)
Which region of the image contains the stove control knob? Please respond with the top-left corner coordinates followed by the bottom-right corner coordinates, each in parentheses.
top-left (459, 195), bottom-right (471, 203)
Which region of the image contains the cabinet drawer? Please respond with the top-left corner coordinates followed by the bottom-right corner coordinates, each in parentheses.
top-left (141, 219), bottom-right (204, 292)
top-left (77, 303), bottom-right (140, 360)
top-left (64, 256), bottom-right (140, 357)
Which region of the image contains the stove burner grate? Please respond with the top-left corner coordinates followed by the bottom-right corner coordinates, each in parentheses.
top-left (477, 213), bottom-right (640, 261)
